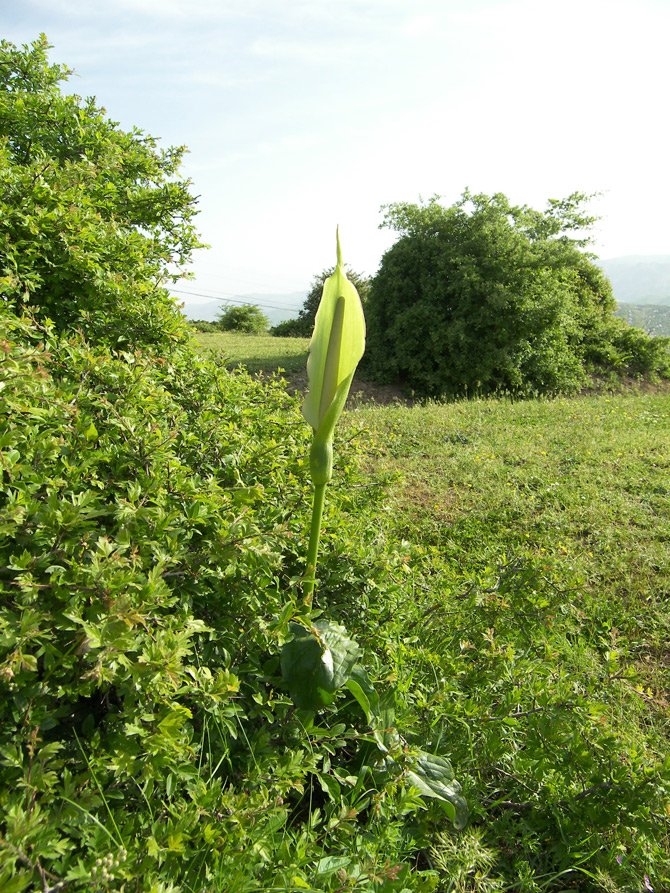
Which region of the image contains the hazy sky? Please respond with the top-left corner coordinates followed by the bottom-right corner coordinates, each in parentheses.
top-left (3, 0), bottom-right (669, 314)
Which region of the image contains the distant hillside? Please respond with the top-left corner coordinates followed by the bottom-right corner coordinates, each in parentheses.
top-left (614, 303), bottom-right (670, 337)
top-left (599, 255), bottom-right (670, 305)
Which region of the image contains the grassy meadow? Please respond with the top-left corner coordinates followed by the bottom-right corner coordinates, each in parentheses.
top-left (198, 330), bottom-right (670, 889)
top-left (195, 331), bottom-right (310, 377)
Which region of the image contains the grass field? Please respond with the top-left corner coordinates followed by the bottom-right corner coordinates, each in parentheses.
top-left (194, 331), bottom-right (310, 377)
top-left (342, 395), bottom-right (670, 890)
top-left (201, 330), bottom-right (670, 889)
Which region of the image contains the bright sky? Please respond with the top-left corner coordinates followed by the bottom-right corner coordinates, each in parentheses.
top-left (3, 0), bottom-right (669, 314)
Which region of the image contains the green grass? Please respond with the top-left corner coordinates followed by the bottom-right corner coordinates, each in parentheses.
top-left (337, 391), bottom-right (670, 890)
top-left (194, 331), bottom-right (310, 376)
top-left (344, 392), bottom-right (669, 592)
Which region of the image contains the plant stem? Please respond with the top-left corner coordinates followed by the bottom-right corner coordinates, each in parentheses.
top-left (303, 481), bottom-right (327, 605)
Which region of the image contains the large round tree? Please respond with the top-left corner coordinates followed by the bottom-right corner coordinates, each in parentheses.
top-left (364, 191), bottom-right (668, 398)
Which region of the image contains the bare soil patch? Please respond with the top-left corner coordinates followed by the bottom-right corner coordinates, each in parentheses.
top-left (284, 371), bottom-right (411, 406)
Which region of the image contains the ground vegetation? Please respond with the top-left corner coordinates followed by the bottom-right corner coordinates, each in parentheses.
top-left (216, 303), bottom-right (270, 334)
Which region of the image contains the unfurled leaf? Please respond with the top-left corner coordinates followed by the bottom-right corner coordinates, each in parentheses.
top-left (345, 664), bottom-right (380, 725)
top-left (315, 855), bottom-right (351, 877)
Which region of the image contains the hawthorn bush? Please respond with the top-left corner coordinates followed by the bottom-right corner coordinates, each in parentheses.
top-left (216, 303), bottom-right (269, 333)
top-left (0, 35), bottom-right (199, 351)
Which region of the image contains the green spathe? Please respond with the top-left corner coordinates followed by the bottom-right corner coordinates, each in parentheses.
top-left (303, 229), bottom-right (366, 486)
top-left (301, 229), bottom-right (366, 603)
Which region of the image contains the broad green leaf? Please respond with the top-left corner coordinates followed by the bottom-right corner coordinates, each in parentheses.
top-left (0, 871), bottom-right (33, 893)
top-left (302, 229), bottom-right (365, 450)
top-left (371, 686), bottom-right (400, 753)
top-left (317, 772), bottom-right (342, 803)
top-left (315, 620), bottom-right (362, 689)
top-left (345, 678), bottom-right (371, 724)
top-left (281, 620), bottom-right (362, 711)
top-left (407, 750), bottom-right (469, 829)
top-left (280, 624), bottom-right (330, 710)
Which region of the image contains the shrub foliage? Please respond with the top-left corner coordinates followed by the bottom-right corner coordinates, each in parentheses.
top-left (364, 192), bottom-right (670, 397)
top-left (216, 303), bottom-right (270, 334)
top-left (0, 305), bottom-right (444, 890)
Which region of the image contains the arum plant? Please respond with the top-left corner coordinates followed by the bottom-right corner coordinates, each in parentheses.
top-left (301, 229), bottom-right (366, 603)
top-left (280, 239), bottom-right (469, 830)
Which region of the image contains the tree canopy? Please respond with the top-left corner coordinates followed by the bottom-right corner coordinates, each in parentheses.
top-left (0, 35), bottom-right (201, 349)
top-left (217, 302), bottom-right (270, 333)
top-left (363, 191), bottom-right (669, 397)
top-left (272, 266), bottom-right (370, 337)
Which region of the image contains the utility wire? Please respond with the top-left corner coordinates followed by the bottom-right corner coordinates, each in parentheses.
top-left (169, 286), bottom-right (303, 313)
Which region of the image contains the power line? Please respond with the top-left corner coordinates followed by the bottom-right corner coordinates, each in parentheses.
top-left (169, 286), bottom-right (303, 313)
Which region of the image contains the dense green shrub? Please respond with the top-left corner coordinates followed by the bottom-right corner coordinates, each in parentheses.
top-left (0, 304), bottom-right (443, 890)
top-left (270, 316), bottom-right (306, 337)
top-left (0, 35), bottom-right (200, 351)
top-left (363, 192), bottom-right (670, 398)
top-left (216, 303), bottom-right (269, 334)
